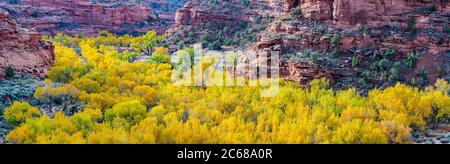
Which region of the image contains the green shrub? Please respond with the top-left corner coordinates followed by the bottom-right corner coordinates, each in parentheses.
top-left (444, 21), bottom-right (450, 34)
top-left (419, 68), bottom-right (429, 86)
top-left (437, 66), bottom-right (444, 77)
top-left (363, 71), bottom-right (373, 83)
top-left (352, 56), bottom-right (359, 67)
top-left (331, 33), bottom-right (341, 57)
top-left (259, 4), bottom-right (269, 10)
top-left (154, 13), bottom-right (160, 21)
top-left (210, 0), bottom-right (219, 6)
top-left (389, 68), bottom-right (399, 82)
top-left (417, 5), bottom-right (437, 14)
top-left (188, 32), bottom-right (195, 38)
top-left (407, 16), bottom-right (417, 37)
top-left (9, 0), bottom-right (19, 4)
top-left (31, 11), bottom-right (39, 18)
top-left (5, 66), bottom-right (14, 78)
top-left (240, 0), bottom-right (251, 8)
top-left (410, 77), bottom-right (417, 86)
top-left (223, 38), bottom-right (233, 46)
top-left (383, 49), bottom-right (395, 59)
top-left (430, 5), bottom-right (437, 13)
top-left (377, 59), bottom-right (390, 70)
top-left (309, 51), bottom-right (319, 64)
top-left (406, 52), bottom-right (418, 69)
top-left (292, 7), bottom-right (302, 18)
top-left (177, 41), bottom-right (185, 49)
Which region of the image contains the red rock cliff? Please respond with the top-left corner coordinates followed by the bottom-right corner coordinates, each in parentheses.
top-left (0, 9), bottom-right (54, 78)
top-left (283, 0), bottom-right (449, 28)
top-left (1, 0), bottom-right (158, 35)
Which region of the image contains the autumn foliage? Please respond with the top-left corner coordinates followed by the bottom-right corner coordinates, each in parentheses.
top-left (4, 32), bottom-right (450, 144)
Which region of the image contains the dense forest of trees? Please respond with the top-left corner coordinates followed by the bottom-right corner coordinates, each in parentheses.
top-left (3, 32), bottom-right (449, 144)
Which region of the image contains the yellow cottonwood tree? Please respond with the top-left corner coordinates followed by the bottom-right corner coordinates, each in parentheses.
top-left (5, 33), bottom-right (449, 144)
top-left (3, 102), bottom-right (41, 127)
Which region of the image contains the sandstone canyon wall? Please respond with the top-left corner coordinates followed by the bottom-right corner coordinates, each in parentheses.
top-left (0, 0), bottom-right (186, 35)
top-left (282, 0), bottom-right (449, 27)
top-left (271, 0), bottom-right (448, 88)
top-left (0, 8), bottom-right (54, 78)
top-left (168, 0), bottom-right (449, 90)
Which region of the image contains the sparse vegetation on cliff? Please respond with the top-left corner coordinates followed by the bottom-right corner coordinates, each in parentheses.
top-left (331, 33), bottom-right (341, 58)
top-left (444, 21), bottom-right (450, 34)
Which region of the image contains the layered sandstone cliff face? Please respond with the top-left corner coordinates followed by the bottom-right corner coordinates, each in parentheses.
top-left (165, 0), bottom-right (273, 51)
top-left (168, 0), bottom-right (449, 90)
top-left (259, 0), bottom-right (449, 86)
top-left (0, 0), bottom-right (181, 35)
top-left (0, 9), bottom-right (54, 79)
top-left (282, 0), bottom-right (450, 28)
top-left (172, 1), bottom-right (255, 28)
top-left (147, 0), bottom-right (188, 25)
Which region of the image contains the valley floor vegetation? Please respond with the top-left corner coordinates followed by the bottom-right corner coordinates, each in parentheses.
top-left (2, 31), bottom-right (450, 144)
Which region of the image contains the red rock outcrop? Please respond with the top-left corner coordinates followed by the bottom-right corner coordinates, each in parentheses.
top-left (281, 61), bottom-right (335, 84)
top-left (334, 0), bottom-right (449, 28)
top-left (1, 0), bottom-right (161, 35)
top-left (145, 0), bottom-right (186, 25)
top-left (282, 0), bottom-right (449, 29)
top-left (291, 0), bottom-right (334, 21)
top-left (170, 1), bottom-right (254, 30)
top-left (304, 0), bottom-right (334, 21)
top-left (0, 9), bottom-right (54, 78)
top-left (173, 2), bottom-right (195, 26)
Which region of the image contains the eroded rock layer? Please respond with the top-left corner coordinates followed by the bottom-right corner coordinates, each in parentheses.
top-left (0, 0), bottom-right (187, 35)
top-left (0, 9), bottom-right (54, 78)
